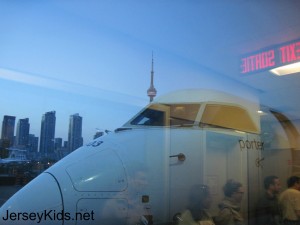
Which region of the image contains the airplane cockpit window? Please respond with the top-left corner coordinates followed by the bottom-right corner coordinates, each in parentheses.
top-left (169, 104), bottom-right (200, 126)
top-left (200, 104), bottom-right (259, 133)
top-left (130, 107), bottom-right (165, 126)
top-left (130, 104), bottom-right (200, 127)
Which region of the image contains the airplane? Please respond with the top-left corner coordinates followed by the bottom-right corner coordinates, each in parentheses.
top-left (0, 89), bottom-right (294, 225)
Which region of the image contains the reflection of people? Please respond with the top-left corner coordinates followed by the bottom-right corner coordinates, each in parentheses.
top-left (191, 185), bottom-right (215, 225)
top-left (279, 176), bottom-right (300, 225)
top-left (255, 175), bottom-right (281, 225)
top-left (177, 185), bottom-right (215, 225)
top-left (214, 179), bottom-right (244, 225)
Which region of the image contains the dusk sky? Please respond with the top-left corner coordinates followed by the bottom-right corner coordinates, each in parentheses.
top-left (0, 1), bottom-right (257, 143)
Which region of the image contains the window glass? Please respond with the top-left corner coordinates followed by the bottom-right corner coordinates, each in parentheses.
top-left (130, 107), bottom-right (166, 126)
top-left (130, 104), bottom-right (200, 127)
top-left (169, 104), bottom-right (200, 126)
top-left (0, 2), bottom-right (300, 225)
top-left (200, 104), bottom-right (259, 133)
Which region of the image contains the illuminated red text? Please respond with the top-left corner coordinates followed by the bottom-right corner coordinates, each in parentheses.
top-left (240, 39), bottom-right (300, 74)
top-left (241, 50), bottom-right (275, 74)
top-left (279, 41), bottom-right (300, 63)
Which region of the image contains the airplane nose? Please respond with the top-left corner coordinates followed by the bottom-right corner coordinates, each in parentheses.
top-left (0, 172), bottom-right (63, 225)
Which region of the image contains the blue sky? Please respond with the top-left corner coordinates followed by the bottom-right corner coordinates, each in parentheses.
top-left (0, 1), bottom-right (256, 143)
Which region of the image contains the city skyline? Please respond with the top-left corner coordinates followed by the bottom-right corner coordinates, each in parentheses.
top-left (0, 54), bottom-right (157, 145)
top-left (0, 111), bottom-right (86, 152)
top-left (0, 48), bottom-right (159, 145)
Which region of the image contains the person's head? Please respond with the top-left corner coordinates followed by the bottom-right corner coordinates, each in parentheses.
top-left (287, 176), bottom-right (300, 190)
top-left (189, 185), bottom-right (212, 220)
top-left (223, 179), bottom-right (244, 203)
top-left (264, 175), bottom-right (281, 194)
top-left (189, 184), bottom-right (212, 209)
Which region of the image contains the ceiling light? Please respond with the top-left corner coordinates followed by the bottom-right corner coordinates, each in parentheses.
top-left (270, 62), bottom-right (300, 76)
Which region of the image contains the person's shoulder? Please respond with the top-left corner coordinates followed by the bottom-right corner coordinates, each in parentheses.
top-left (178, 210), bottom-right (199, 225)
top-left (218, 207), bottom-right (233, 216)
top-left (291, 189), bottom-right (300, 194)
top-left (214, 207), bottom-right (233, 225)
top-left (282, 188), bottom-right (300, 196)
top-left (279, 189), bottom-right (289, 198)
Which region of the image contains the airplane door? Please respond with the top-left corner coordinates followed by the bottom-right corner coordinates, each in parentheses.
top-left (204, 130), bottom-right (262, 225)
top-left (194, 101), bottom-right (263, 225)
top-left (203, 130), bottom-right (249, 217)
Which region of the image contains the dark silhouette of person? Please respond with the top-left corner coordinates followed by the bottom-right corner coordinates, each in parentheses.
top-left (255, 175), bottom-right (282, 225)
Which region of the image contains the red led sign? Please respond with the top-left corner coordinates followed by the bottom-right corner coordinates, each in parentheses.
top-left (240, 39), bottom-right (300, 74)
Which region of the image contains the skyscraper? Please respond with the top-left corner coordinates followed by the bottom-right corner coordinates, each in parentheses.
top-left (147, 54), bottom-right (157, 102)
top-left (15, 118), bottom-right (30, 148)
top-left (54, 138), bottom-right (62, 150)
top-left (1, 115), bottom-right (16, 147)
top-left (28, 134), bottom-right (39, 152)
top-left (68, 113), bottom-right (83, 152)
top-left (39, 111), bottom-right (56, 154)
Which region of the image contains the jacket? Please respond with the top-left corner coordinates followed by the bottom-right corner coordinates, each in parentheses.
top-left (214, 197), bottom-right (244, 225)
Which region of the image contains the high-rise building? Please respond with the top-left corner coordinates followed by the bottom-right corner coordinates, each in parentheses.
top-left (147, 54), bottom-right (157, 102)
top-left (68, 113), bottom-right (83, 152)
top-left (28, 134), bottom-right (39, 152)
top-left (1, 115), bottom-right (16, 147)
top-left (64, 141), bottom-right (68, 149)
top-left (54, 138), bottom-right (63, 150)
top-left (15, 118), bottom-right (30, 148)
top-left (39, 111), bottom-right (56, 154)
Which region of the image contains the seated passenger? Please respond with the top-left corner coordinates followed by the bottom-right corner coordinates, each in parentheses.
top-left (214, 179), bottom-right (244, 225)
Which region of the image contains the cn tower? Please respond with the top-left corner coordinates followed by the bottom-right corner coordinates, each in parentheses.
top-left (147, 54), bottom-right (157, 102)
